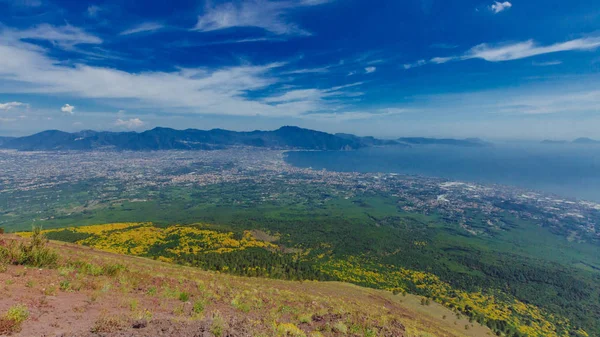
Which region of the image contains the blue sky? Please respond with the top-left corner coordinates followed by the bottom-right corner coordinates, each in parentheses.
top-left (0, 0), bottom-right (599, 139)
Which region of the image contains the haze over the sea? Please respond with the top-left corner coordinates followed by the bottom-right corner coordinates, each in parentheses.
top-left (285, 144), bottom-right (600, 202)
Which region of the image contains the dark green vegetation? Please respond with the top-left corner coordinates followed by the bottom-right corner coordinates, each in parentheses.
top-left (176, 248), bottom-right (329, 281)
top-left (3, 180), bottom-right (600, 336)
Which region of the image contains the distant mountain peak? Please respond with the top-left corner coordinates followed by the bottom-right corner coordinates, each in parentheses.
top-left (573, 137), bottom-right (600, 144)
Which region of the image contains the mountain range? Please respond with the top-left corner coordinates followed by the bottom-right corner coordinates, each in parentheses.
top-left (0, 126), bottom-right (490, 151)
top-left (542, 137), bottom-right (600, 145)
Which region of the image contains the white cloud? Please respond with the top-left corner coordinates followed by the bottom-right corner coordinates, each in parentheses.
top-left (405, 37), bottom-right (600, 69)
top-left (430, 57), bottom-right (453, 64)
top-left (0, 102), bottom-right (26, 110)
top-left (61, 104), bottom-right (75, 114)
top-left (364, 66), bottom-right (376, 74)
top-left (465, 38), bottom-right (600, 62)
top-left (87, 5), bottom-right (101, 17)
top-left (120, 22), bottom-right (165, 36)
top-left (281, 67), bottom-right (330, 75)
top-left (327, 82), bottom-right (364, 91)
top-left (193, 0), bottom-right (331, 36)
top-left (115, 118), bottom-right (144, 129)
top-left (403, 59), bottom-right (426, 69)
top-left (490, 1), bottom-right (512, 14)
top-left (0, 25), bottom-right (363, 119)
top-left (1, 24), bottom-right (102, 48)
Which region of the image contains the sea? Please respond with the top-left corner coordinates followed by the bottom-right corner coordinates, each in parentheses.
top-left (284, 143), bottom-right (600, 202)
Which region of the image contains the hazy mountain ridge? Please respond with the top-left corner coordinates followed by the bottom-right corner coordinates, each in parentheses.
top-left (542, 138), bottom-right (600, 144)
top-left (0, 126), bottom-right (491, 151)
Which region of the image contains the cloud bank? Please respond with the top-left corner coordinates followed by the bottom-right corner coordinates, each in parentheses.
top-left (0, 102), bottom-right (26, 110)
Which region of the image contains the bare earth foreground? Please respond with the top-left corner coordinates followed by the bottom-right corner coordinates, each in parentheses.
top-left (0, 235), bottom-right (492, 337)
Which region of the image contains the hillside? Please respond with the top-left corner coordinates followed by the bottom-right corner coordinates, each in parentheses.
top-left (0, 126), bottom-right (497, 151)
top-left (0, 127), bottom-right (370, 151)
top-left (0, 232), bottom-right (493, 337)
top-left (541, 138), bottom-right (600, 145)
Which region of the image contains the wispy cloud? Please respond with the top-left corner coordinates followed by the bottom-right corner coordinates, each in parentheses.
top-left (403, 59), bottom-right (426, 69)
top-left (1, 24), bottom-right (102, 49)
top-left (308, 108), bottom-right (407, 121)
top-left (404, 37), bottom-right (600, 69)
top-left (532, 60), bottom-right (562, 66)
top-left (193, 0), bottom-right (331, 36)
top-left (281, 66), bottom-right (330, 75)
top-left (490, 1), bottom-right (512, 14)
top-left (120, 22), bottom-right (165, 36)
top-left (87, 5), bottom-right (101, 17)
top-left (61, 104), bottom-right (75, 114)
top-left (115, 118), bottom-right (144, 129)
top-left (0, 102), bottom-right (27, 110)
top-left (364, 66), bottom-right (376, 74)
top-left (261, 81), bottom-right (364, 116)
top-left (0, 25), bottom-right (363, 119)
top-left (464, 38), bottom-right (600, 61)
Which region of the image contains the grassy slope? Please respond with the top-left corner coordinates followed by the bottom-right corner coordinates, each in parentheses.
top-left (0, 235), bottom-right (491, 337)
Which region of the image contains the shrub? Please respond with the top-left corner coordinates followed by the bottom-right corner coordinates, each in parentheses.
top-left (179, 292), bottom-right (190, 302)
top-left (0, 304), bottom-right (29, 334)
top-left (60, 280), bottom-right (71, 291)
top-left (193, 300), bottom-right (205, 315)
top-left (0, 228), bottom-right (4, 234)
top-left (332, 322), bottom-right (348, 334)
top-left (1, 227), bottom-right (58, 268)
top-left (103, 264), bottom-right (126, 277)
top-left (298, 313), bottom-right (312, 324)
top-left (276, 323), bottom-right (306, 337)
top-left (210, 312), bottom-right (225, 337)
